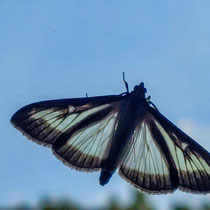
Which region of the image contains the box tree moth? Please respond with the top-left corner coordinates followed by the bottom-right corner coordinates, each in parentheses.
top-left (11, 74), bottom-right (210, 194)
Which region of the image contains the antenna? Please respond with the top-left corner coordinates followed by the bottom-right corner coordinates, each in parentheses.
top-left (123, 72), bottom-right (129, 93)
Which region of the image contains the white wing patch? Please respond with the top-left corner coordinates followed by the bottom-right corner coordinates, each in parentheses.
top-left (21, 104), bottom-right (110, 145)
top-left (67, 113), bottom-right (117, 158)
top-left (119, 121), bottom-right (172, 193)
top-left (56, 111), bottom-right (118, 170)
top-left (155, 120), bottom-right (210, 193)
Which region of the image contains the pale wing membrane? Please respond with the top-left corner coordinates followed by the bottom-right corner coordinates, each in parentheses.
top-left (11, 99), bottom-right (121, 171)
top-left (13, 107), bottom-right (74, 145)
top-left (12, 104), bottom-right (105, 145)
top-left (119, 107), bottom-right (210, 194)
top-left (53, 109), bottom-right (119, 171)
top-left (154, 121), bottom-right (210, 193)
top-left (149, 107), bottom-right (210, 193)
top-left (119, 120), bottom-right (175, 194)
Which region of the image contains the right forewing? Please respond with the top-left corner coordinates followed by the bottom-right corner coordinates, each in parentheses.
top-left (119, 108), bottom-right (210, 194)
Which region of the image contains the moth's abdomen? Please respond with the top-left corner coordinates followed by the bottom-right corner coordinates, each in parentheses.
top-left (99, 170), bottom-right (114, 186)
top-left (99, 98), bottom-right (148, 186)
top-left (99, 160), bottom-right (117, 185)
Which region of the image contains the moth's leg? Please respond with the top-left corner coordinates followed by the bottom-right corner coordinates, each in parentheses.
top-left (119, 92), bottom-right (128, 96)
top-left (123, 72), bottom-right (129, 93)
top-left (148, 101), bottom-right (159, 111)
top-left (146, 95), bottom-right (159, 110)
top-left (146, 96), bottom-right (151, 102)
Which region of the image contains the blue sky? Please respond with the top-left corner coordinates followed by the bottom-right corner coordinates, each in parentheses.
top-left (0, 0), bottom-right (210, 209)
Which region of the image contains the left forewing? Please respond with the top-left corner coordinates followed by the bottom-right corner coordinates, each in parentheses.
top-left (11, 96), bottom-right (122, 171)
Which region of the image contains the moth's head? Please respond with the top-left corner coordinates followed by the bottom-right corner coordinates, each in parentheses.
top-left (133, 82), bottom-right (147, 98)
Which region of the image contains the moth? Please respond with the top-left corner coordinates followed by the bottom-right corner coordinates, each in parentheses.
top-left (11, 74), bottom-right (210, 194)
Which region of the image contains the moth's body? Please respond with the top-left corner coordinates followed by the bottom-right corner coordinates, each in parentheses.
top-left (100, 91), bottom-right (149, 185)
top-left (11, 81), bottom-right (210, 194)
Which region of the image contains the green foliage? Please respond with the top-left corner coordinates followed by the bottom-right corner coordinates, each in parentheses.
top-left (38, 198), bottom-right (79, 210)
top-left (200, 204), bottom-right (210, 210)
top-left (126, 191), bottom-right (153, 210)
top-left (2, 190), bottom-right (210, 210)
top-left (172, 205), bottom-right (191, 210)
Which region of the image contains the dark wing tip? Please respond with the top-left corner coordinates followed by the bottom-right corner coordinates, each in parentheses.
top-left (10, 106), bottom-right (52, 147)
top-left (10, 104), bottom-right (30, 126)
top-left (10, 108), bottom-right (19, 125)
top-left (10, 108), bottom-right (24, 133)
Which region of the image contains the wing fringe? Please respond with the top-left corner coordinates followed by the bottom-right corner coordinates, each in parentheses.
top-left (118, 169), bottom-right (175, 195)
top-left (11, 119), bottom-right (100, 172)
